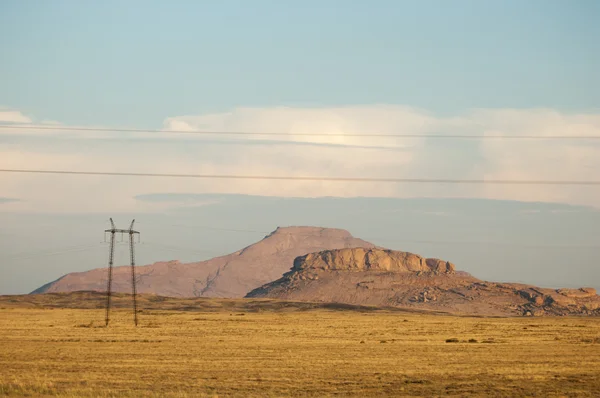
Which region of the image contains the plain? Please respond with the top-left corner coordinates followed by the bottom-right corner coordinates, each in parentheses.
top-left (1, 294), bottom-right (599, 397)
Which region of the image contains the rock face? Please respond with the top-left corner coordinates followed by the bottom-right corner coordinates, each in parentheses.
top-left (247, 248), bottom-right (600, 317)
top-left (31, 227), bottom-right (375, 298)
top-left (293, 248), bottom-right (455, 274)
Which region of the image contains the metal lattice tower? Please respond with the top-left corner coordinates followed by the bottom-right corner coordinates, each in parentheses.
top-left (104, 218), bottom-right (140, 327)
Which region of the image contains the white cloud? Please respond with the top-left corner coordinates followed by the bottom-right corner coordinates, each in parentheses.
top-left (476, 109), bottom-right (600, 206)
top-left (1, 105), bottom-right (599, 213)
top-left (162, 105), bottom-right (432, 148)
top-left (0, 108), bottom-right (32, 124)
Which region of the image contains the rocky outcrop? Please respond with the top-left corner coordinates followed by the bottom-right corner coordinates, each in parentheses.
top-left (247, 248), bottom-right (600, 317)
top-left (557, 288), bottom-right (597, 299)
top-left (517, 287), bottom-right (600, 314)
top-left (425, 258), bottom-right (455, 273)
top-left (292, 248), bottom-right (455, 274)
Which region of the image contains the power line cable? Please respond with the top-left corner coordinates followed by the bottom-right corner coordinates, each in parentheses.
top-left (1, 168), bottom-right (599, 185)
top-left (2, 244), bottom-right (105, 261)
top-left (2, 243), bottom-right (105, 258)
top-left (139, 222), bottom-right (600, 249)
top-left (141, 241), bottom-right (220, 256)
top-left (140, 222), bottom-right (274, 235)
top-left (3, 227), bottom-right (597, 264)
top-left (1, 240), bottom-right (133, 261)
top-left (2, 124), bottom-right (600, 140)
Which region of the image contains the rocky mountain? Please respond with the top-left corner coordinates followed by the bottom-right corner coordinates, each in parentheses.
top-left (247, 248), bottom-right (600, 316)
top-left (32, 227), bottom-right (375, 298)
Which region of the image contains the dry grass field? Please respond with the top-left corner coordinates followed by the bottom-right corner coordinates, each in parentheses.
top-left (1, 294), bottom-right (599, 397)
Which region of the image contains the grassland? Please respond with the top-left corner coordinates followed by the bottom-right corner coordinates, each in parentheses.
top-left (1, 293), bottom-right (599, 397)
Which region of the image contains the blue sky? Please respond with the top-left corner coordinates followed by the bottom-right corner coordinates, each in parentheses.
top-left (1, 0), bottom-right (599, 126)
top-left (1, 2), bottom-right (600, 294)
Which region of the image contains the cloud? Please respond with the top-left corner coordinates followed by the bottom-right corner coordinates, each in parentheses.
top-left (0, 108), bottom-right (32, 124)
top-left (162, 105), bottom-right (432, 148)
top-left (1, 105), bottom-right (599, 213)
top-left (475, 109), bottom-right (600, 206)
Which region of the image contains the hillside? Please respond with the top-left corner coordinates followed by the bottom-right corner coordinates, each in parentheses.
top-left (1, 291), bottom-right (446, 315)
top-left (32, 226), bottom-right (375, 298)
top-left (247, 248), bottom-right (600, 316)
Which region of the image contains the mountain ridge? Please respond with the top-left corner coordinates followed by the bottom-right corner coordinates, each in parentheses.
top-left (32, 226), bottom-right (376, 298)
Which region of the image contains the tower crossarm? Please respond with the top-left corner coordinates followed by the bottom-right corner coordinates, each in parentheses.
top-left (104, 228), bottom-right (140, 234)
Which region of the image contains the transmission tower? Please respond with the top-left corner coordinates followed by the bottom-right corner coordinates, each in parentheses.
top-left (104, 218), bottom-right (140, 327)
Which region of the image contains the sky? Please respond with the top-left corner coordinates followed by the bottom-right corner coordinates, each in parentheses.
top-left (1, 0), bottom-right (599, 126)
top-left (1, 1), bottom-right (599, 294)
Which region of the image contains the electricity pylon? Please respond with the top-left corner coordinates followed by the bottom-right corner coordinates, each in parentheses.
top-left (104, 218), bottom-right (140, 327)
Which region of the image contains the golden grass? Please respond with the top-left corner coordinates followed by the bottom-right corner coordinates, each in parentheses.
top-left (1, 302), bottom-right (599, 397)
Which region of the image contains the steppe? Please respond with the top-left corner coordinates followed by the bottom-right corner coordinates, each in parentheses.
top-left (1, 293), bottom-right (599, 397)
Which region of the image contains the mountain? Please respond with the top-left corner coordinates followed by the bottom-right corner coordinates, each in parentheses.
top-left (246, 248), bottom-right (600, 316)
top-left (31, 227), bottom-right (375, 298)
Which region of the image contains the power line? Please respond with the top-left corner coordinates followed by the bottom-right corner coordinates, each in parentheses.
top-left (2, 243), bottom-right (105, 258)
top-left (1, 168), bottom-right (599, 185)
top-left (2, 244), bottom-right (105, 261)
top-left (140, 222), bottom-right (600, 249)
top-left (145, 222), bottom-right (275, 235)
top-left (141, 241), bottom-right (220, 256)
top-left (1, 124), bottom-right (600, 140)
top-left (3, 224), bottom-right (597, 265)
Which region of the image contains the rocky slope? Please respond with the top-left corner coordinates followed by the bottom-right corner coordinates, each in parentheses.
top-left (32, 227), bottom-right (375, 298)
top-left (247, 248), bottom-right (600, 316)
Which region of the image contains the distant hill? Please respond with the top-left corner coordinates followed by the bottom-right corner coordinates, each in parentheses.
top-left (31, 227), bottom-right (375, 298)
top-left (246, 248), bottom-right (600, 316)
top-left (3, 291), bottom-right (443, 314)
